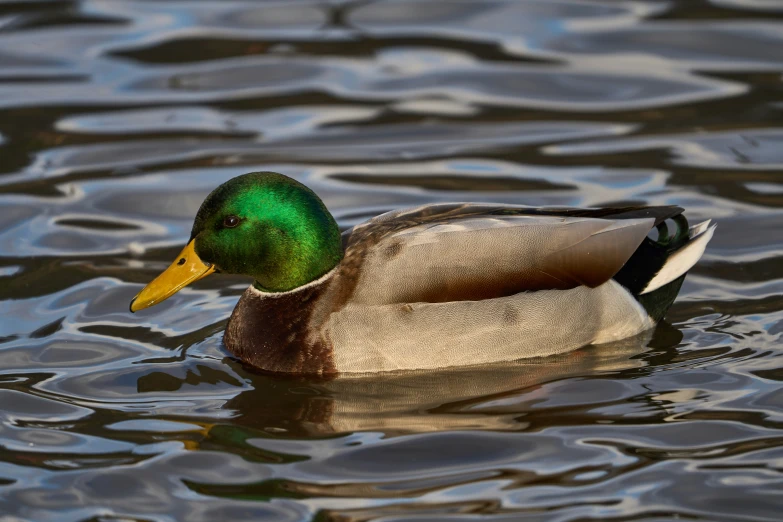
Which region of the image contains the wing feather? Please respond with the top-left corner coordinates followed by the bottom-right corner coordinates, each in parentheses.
top-left (341, 207), bottom-right (654, 305)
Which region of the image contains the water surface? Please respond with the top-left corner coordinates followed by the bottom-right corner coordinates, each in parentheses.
top-left (1, 1), bottom-right (782, 520)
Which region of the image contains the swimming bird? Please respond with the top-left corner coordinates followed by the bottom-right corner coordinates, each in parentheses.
top-left (130, 172), bottom-right (715, 375)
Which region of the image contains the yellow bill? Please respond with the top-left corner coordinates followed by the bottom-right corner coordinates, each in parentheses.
top-left (130, 240), bottom-right (215, 312)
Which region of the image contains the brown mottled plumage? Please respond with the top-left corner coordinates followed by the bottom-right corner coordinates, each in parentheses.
top-left (225, 281), bottom-right (336, 374)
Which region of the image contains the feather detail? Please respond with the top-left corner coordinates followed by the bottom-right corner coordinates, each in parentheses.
top-left (345, 213), bottom-right (654, 305)
top-left (641, 222), bottom-right (716, 295)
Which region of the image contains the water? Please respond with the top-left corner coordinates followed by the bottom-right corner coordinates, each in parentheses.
top-left (1, 0), bottom-right (782, 520)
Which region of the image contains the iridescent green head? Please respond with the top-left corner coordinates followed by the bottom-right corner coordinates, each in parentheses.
top-left (192, 172), bottom-right (342, 291)
top-left (130, 172), bottom-right (342, 312)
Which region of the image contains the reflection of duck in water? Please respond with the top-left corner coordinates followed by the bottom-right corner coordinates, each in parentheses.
top-left (130, 172), bottom-right (713, 375)
top-left (218, 328), bottom-right (677, 436)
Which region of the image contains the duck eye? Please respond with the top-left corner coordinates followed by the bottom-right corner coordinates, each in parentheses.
top-left (223, 215), bottom-right (240, 228)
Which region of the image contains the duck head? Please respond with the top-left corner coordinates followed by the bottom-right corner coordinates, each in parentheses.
top-left (130, 172), bottom-right (342, 312)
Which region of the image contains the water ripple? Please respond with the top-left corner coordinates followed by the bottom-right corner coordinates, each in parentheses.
top-left (1, 0), bottom-right (782, 520)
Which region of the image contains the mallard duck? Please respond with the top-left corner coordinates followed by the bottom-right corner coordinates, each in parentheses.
top-left (130, 172), bottom-right (715, 375)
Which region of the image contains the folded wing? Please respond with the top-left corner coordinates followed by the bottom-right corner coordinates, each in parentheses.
top-left (343, 205), bottom-right (656, 305)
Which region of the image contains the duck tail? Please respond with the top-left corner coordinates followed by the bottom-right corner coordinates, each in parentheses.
top-left (613, 214), bottom-right (716, 321)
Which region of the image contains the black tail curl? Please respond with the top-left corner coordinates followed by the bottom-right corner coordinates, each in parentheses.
top-left (613, 211), bottom-right (692, 321)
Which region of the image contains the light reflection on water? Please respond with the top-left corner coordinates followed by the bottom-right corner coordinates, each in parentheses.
top-left (1, 0), bottom-right (782, 520)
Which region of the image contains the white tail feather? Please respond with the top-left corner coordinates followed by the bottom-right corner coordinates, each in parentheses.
top-left (689, 219), bottom-right (711, 238)
top-left (641, 222), bottom-right (716, 295)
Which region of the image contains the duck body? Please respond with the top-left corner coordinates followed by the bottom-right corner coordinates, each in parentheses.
top-left (131, 173), bottom-right (715, 375)
top-left (224, 201), bottom-right (715, 374)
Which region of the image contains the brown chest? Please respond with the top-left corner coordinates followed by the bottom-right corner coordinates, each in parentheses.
top-left (223, 284), bottom-right (336, 375)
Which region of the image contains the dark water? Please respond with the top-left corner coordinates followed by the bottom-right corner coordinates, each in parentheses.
top-left (1, 0), bottom-right (782, 520)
